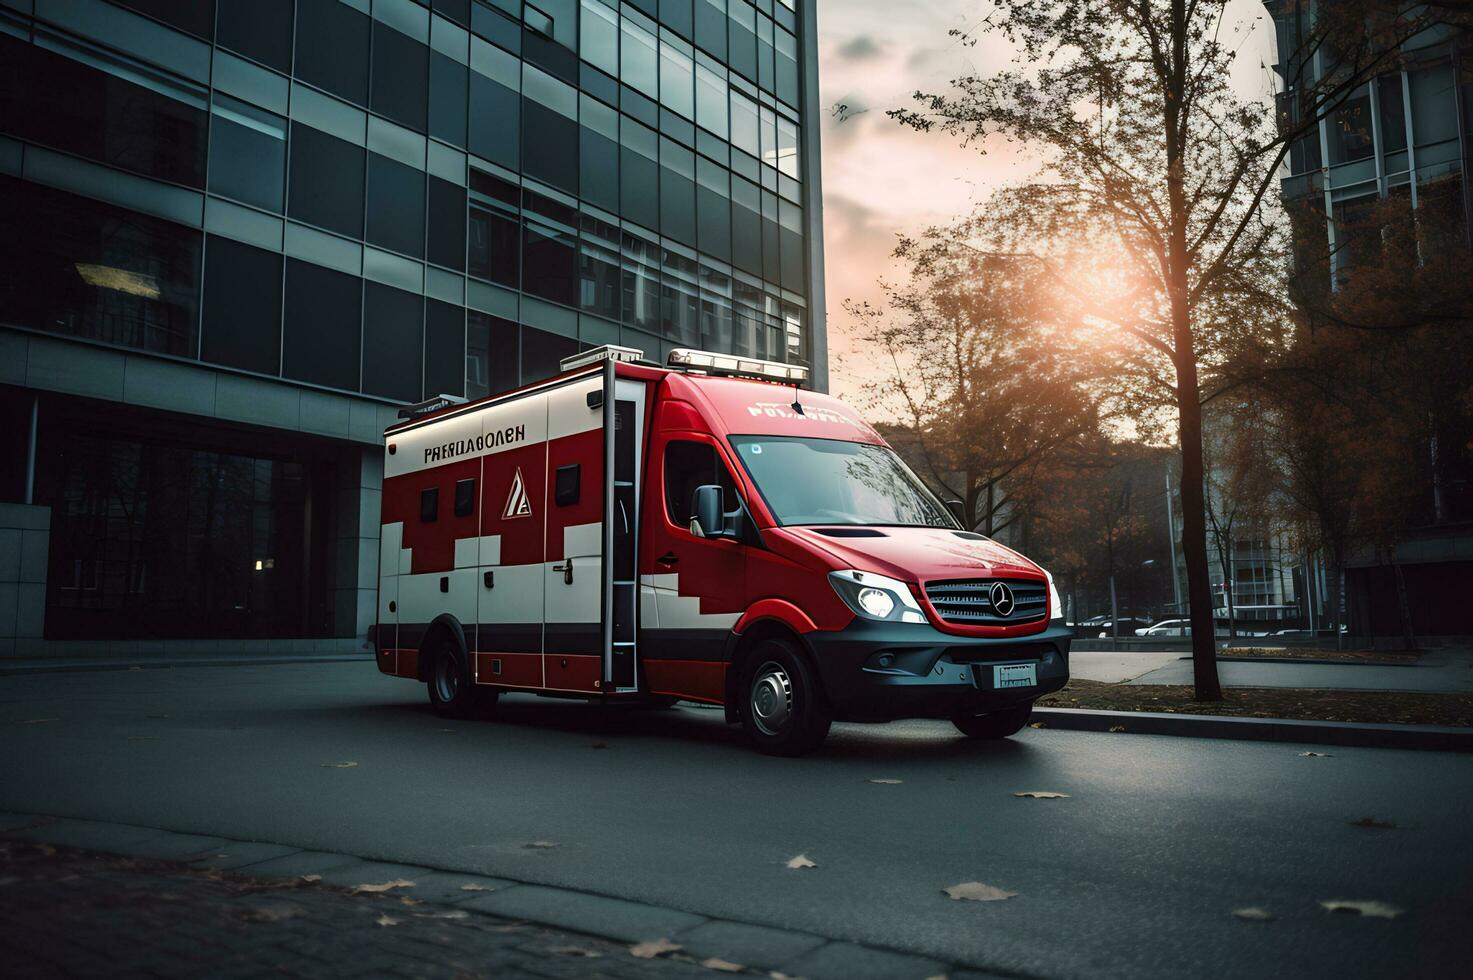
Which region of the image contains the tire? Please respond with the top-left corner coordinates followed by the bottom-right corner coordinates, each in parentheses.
top-left (739, 639), bottom-right (832, 757)
top-left (952, 703), bottom-right (1033, 740)
top-left (426, 642), bottom-right (494, 719)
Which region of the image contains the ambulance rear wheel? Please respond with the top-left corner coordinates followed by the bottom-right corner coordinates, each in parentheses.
top-left (427, 646), bottom-right (491, 719)
top-left (740, 640), bottom-right (831, 757)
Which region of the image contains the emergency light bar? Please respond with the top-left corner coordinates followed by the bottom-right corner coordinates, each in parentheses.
top-left (560, 344), bottom-right (647, 372)
top-left (396, 393), bottom-right (468, 420)
top-left (667, 348), bottom-right (809, 385)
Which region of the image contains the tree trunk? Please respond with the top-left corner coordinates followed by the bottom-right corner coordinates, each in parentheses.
top-left (1217, 542), bottom-right (1238, 640)
top-left (1176, 380), bottom-right (1223, 700)
top-left (1390, 545), bottom-right (1417, 651)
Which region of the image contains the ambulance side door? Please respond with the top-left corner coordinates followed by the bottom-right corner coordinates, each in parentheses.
top-left (474, 393), bottom-right (549, 690)
top-left (543, 376), bottom-right (605, 693)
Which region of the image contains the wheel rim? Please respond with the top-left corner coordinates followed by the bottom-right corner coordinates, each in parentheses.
top-left (750, 661), bottom-right (793, 736)
top-left (434, 655), bottom-right (459, 703)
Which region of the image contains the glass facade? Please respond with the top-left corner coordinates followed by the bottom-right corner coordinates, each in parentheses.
top-left (0, 0), bottom-right (820, 402)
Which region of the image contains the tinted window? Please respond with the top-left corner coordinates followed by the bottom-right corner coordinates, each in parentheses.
top-left (295, 0), bottom-right (370, 105)
top-left (362, 283), bottom-right (424, 402)
top-left (115, 1), bottom-right (212, 38)
top-left (468, 170), bottom-right (521, 288)
top-left (522, 192), bottom-right (578, 305)
top-left (427, 177), bottom-right (468, 271)
top-left (579, 215), bottom-right (622, 321)
top-left (579, 96), bottom-right (620, 211)
top-left (424, 300), bottom-right (466, 397)
top-left (469, 46), bottom-right (520, 169)
top-left (208, 94), bottom-right (287, 212)
top-left (620, 118), bottom-right (660, 231)
top-left (694, 0), bottom-right (727, 61)
top-left (467, 312), bottom-right (519, 398)
top-left (0, 177), bottom-right (201, 357)
top-left (218, 0), bottom-right (294, 72)
top-left (696, 156), bottom-right (730, 260)
top-left (664, 440), bottom-right (737, 527)
top-left (200, 236), bottom-right (282, 376)
top-left (660, 139), bottom-right (696, 245)
top-left (372, 21), bottom-right (429, 131)
top-left (282, 259), bottom-right (361, 392)
top-left (521, 326), bottom-right (577, 382)
top-left (661, 0), bottom-right (694, 38)
top-left (421, 487), bottom-right (439, 522)
top-left (521, 67), bottom-right (579, 194)
top-left (455, 478), bottom-right (476, 516)
top-left (580, 0), bottom-right (618, 75)
top-left (366, 153), bottom-right (426, 258)
top-left (288, 124), bottom-right (366, 238)
top-left (14, 34), bottom-right (207, 189)
top-left (731, 176), bottom-right (761, 276)
top-left (430, 51), bottom-right (469, 147)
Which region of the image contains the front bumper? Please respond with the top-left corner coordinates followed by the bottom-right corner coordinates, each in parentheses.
top-left (805, 618), bottom-right (1072, 722)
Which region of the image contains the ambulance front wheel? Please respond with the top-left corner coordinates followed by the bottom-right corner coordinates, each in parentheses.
top-left (740, 639), bottom-right (832, 757)
top-left (427, 646), bottom-right (495, 719)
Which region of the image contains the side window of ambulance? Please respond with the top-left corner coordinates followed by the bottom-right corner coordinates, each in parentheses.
top-left (664, 440), bottom-right (738, 528)
top-left (420, 487), bottom-right (439, 523)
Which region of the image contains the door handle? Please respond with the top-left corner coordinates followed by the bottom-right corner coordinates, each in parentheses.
top-left (553, 558), bottom-right (573, 585)
top-left (656, 552), bottom-right (678, 567)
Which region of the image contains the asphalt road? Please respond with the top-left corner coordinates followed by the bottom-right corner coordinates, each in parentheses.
top-left (2, 662), bottom-right (1470, 979)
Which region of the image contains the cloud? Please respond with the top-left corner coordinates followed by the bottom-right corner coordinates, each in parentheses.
top-left (836, 34), bottom-right (885, 61)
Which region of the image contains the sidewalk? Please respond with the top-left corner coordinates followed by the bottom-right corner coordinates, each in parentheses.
top-left (1122, 647), bottom-right (1473, 693)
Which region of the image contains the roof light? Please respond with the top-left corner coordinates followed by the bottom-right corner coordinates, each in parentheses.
top-left (396, 393), bottom-right (468, 420)
top-left (560, 344), bottom-right (646, 371)
top-left (667, 348), bottom-right (809, 385)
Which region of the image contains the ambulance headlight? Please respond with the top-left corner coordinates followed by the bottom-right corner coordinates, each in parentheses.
top-left (1044, 569), bottom-right (1064, 621)
top-left (829, 570), bottom-right (927, 624)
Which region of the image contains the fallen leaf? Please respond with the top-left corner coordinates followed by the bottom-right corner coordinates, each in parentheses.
top-left (786, 854), bottom-right (817, 869)
top-left (1028, 722), bottom-right (1046, 729)
top-left (321, 761), bottom-right (358, 768)
top-left (351, 879), bottom-right (416, 894)
top-left (1350, 817), bottom-right (1397, 830)
top-left (524, 841), bottom-right (559, 849)
top-left (376, 914), bottom-right (399, 927)
top-left (413, 909), bottom-right (470, 920)
top-left (460, 883), bottom-right (488, 892)
top-left (399, 896), bottom-right (422, 906)
top-left (702, 958), bottom-right (745, 972)
top-left (548, 946), bottom-right (600, 958)
top-left (1320, 899), bottom-right (1404, 919)
top-left (867, 778), bottom-right (903, 785)
top-left (15, 718), bottom-right (58, 725)
top-left (1232, 907), bottom-right (1274, 921)
top-left (630, 938), bottom-right (681, 959)
top-left (1013, 791), bottom-right (1069, 799)
top-left (943, 881), bottom-right (1017, 902)
top-left (1299, 751), bottom-right (1332, 758)
top-left (299, 875), bottom-right (321, 883)
top-left (1108, 725), bottom-right (1127, 733)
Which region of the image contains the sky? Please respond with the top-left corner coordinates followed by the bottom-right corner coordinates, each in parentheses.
top-left (814, 0), bottom-right (1278, 399)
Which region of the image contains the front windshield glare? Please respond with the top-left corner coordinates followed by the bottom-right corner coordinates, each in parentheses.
top-left (729, 436), bottom-right (954, 528)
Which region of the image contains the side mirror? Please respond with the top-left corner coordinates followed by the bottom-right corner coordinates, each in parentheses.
top-left (692, 484), bottom-right (723, 539)
top-left (946, 499), bottom-right (965, 526)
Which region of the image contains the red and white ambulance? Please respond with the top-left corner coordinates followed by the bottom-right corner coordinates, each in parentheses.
top-left (372, 346), bottom-right (1070, 755)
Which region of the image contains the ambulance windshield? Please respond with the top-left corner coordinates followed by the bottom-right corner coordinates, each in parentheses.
top-left (729, 436), bottom-right (957, 528)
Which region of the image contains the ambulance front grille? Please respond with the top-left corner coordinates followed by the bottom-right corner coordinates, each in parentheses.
top-left (925, 579), bottom-right (1048, 625)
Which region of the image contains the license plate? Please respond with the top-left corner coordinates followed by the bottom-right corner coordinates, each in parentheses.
top-left (993, 663), bottom-right (1037, 689)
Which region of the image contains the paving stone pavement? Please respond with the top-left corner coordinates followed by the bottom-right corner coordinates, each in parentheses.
top-left (0, 841), bottom-right (767, 979)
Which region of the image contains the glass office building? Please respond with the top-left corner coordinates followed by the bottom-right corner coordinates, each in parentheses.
top-left (0, 0), bottom-right (827, 651)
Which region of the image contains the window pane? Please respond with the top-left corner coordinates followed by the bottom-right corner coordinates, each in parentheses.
top-left (282, 259), bottom-right (362, 392)
top-left (208, 94), bottom-right (287, 212)
top-left (0, 176), bottom-right (201, 357)
top-left (580, 0), bottom-right (619, 76)
top-left (469, 170), bottom-right (521, 287)
top-left (428, 177), bottom-right (467, 271)
top-left (620, 117), bottom-right (660, 230)
top-left (1329, 93), bottom-right (1373, 165)
top-left (696, 156), bottom-right (730, 260)
top-left (218, 0), bottom-right (293, 72)
top-left (661, 245), bottom-right (699, 343)
top-left (731, 175), bottom-right (761, 275)
top-left (728, 0), bottom-right (756, 80)
top-left (580, 95), bottom-right (620, 211)
top-left (425, 299), bottom-right (466, 397)
top-left (372, 20), bottom-right (430, 132)
top-left (730, 90), bottom-right (759, 159)
top-left (470, 41), bottom-right (521, 169)
top-left (775, 26), bottom-right (798, 106)
top-left (660, 39), bottom-right (694, 118)
top-left (1378, 74), bottom-right (1407, 154)
top-left (759, 104), bottom-right (777, 169)
top-left (522, 192), bottom-right (578, 305)
top-left (13, 33), bottom-right (208, 188)
top-left (430, 51), bottom-right (470, 147)
top-left (776, 115), bottom-right (799, 180)
top-left (779, 197), bottom-right (804, 288)
top-left (664, 440), bottom-right (737, 525)
top-left (522, 65), bottom-right (579, 194)
top-left (115, 1), bottom-right (212, 38)
top-left (201, 235), bottom-right (282, 376)
top-left (521, 325), bottom-right (577, 382)
top-left (621, 18), bottom-right (658, 98)
top-left (366, 153), bottom-right (426, 258)
top-left (695, 0), bottom-right (726, 61)
top-left (695, 63), bottom-right (728, 137)
top-left (660, 138), bottom-right (696, 245)
top-left (579, 213), bottom-right (622, 320)
top-left (362, 282), bottom-right (424, 402)
top-left (467, 311), bottom-right (519, 397)
top-left (289, 123), bottom-right (366, 238)
top-left (295, 0), bottom-right (370, 105)
top-left (757, 12), bottom-right (775, 92)
top-left (621, 230), bottom-right (661, 333)
top-left (661, 0), bottom-right (694, 39)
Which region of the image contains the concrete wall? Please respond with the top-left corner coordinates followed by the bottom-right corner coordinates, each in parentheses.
top-left (0, 503), bottom-right (48, 658)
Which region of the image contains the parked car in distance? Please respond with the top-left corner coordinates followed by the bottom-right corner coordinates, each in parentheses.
top-left (1093, 618), bottom-right (1153, 638)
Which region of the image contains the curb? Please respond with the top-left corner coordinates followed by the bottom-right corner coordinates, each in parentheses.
top-left (0, 655), bottom-right (374, 676)
top-left (1196, 656), bottom-right (1425, 667)
top-left (0, 813), bottom-right (997, 980)
top-left (1030, 707), bottom-right (1473, 752)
